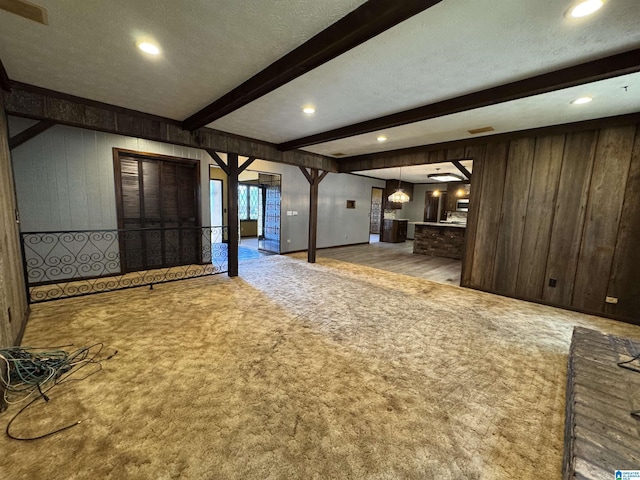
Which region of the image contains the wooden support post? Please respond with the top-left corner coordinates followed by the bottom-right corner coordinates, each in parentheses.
top-left (300, 167), bottom-right (329, 263)
top-left (227, 153), bottom-right (239, 277)
top-left (207, 151), bottom-right (256, 277)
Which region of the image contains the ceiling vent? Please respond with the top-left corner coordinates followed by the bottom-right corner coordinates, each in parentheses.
top-left (468, 126), bottom-right (495, 135)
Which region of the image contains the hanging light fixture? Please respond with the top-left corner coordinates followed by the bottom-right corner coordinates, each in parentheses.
top-left (388, 167), bottom-right (410, 204)
top-left (428, 169), bottom-right (464, 182)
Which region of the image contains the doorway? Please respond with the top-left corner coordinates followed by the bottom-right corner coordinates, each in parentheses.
top-left (209, 166), bottom-right (281, 259)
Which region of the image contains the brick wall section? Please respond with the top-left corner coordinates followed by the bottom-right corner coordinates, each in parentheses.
top-left (413, 224), bottom-right (465, 260)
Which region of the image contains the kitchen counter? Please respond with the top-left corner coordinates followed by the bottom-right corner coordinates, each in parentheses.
top-left (411, 221), bottom-right (466, 229)
top-left (413, 223), bottom-right (466, 259)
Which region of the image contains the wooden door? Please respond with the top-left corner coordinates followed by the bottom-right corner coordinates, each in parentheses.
top-left (114, 150), bottom-right (200, 273)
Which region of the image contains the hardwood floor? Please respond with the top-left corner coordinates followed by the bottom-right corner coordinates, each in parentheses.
top-left (316, 235), bottom-right (462, 285)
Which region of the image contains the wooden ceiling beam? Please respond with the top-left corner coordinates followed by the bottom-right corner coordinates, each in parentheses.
top-left (181, 0), bottom-right (442, 131)
top-left (279, 48), bottom-right (640, 151)
top-left (337, 111), bottom-right (640, 172)
top-left (3, 82), bottom-right (337, 171)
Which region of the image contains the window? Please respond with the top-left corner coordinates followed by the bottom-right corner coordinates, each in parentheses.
top-left (238, 184), bottom-right (260, 221)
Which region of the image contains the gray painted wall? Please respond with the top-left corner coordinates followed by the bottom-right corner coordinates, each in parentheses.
top-left (10, 120), bottom-right (384, 255)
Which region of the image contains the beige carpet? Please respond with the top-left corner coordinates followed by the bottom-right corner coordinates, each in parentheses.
top-left (2, 254), bottom-right (640, 480)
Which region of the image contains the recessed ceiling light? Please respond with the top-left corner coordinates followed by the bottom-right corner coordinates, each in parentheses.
top-left (377, 135), bottom-right (387, 143)
top-left (302, 106), bottom-right (316, 114)
top-left (571, 96), bottom-right (593, 105)
top-left (137, 41), bottom-right (160, 55)
top-left (567, 0), bottom-right (604, 18)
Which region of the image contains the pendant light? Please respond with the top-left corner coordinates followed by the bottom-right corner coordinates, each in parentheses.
top-left (388, 167), bottom-right (410, 204)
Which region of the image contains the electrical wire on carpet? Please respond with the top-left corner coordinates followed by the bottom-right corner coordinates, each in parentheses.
top-left (0, 343), bottom-right (117, 440)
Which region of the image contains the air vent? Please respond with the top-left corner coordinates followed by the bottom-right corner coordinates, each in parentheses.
top-left (332, 152), bottom-right (346, 157)
top-left (468, 126), bottom-right (495, 135)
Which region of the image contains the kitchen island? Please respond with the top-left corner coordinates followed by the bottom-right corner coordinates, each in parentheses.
top-left (412, 222), bottom-right (466, 259)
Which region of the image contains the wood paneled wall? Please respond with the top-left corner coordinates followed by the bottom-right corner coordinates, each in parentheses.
top-left (0, 94), bottom-right (28, 348)
top-left (463, 123), bottom-right (640, 324)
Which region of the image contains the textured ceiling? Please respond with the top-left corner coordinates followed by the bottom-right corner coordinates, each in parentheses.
top-left (209, 0), bottom-right (640, 147)
top-left (0, 0), bottom-right (366, 119)
top-left (1, 0), bottom-right (639, 158)
top-left (306, 72), bottom-right (640, 157)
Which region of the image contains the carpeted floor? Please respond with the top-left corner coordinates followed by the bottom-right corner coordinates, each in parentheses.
top-left (2, 254), bottom-right (640, 479)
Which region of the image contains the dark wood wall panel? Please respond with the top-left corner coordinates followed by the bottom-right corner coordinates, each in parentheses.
top-left (492, 138), bottom-right (536, 295)
top-left (460, 145), bottom-right (486, 286)
top-left (606, 128), bottom-right (640, 321)
top-left (543, 130), bottom-right (598, 305)
top-left (572, 125), bottom-right (636, 311)
top-left (469, 142), bottom-right (508, 288)
top-left (515, 135), bottom-right (565, 298)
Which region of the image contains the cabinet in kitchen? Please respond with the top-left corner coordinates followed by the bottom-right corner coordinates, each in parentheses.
top-left (381, 219), bottom-right (408, 242)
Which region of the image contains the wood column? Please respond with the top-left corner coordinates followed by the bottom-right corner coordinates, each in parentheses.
top-left (227, 153), bottom-right (239, 277)
top-left (300, 167), bottom-right (329, 263)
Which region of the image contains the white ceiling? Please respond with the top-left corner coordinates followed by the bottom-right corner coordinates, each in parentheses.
top-left (1, 0), bottom-right (639, 160)
top-left (354, 161), bottom-right (473, 184)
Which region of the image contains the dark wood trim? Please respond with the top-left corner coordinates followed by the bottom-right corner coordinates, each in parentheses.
top-left (206, 149), bottom-right (229, 175)
top-left (0, 58), bottom-right (11, 92)
top-left (279, 48), bottom-right (640, 150)
top-left (8, 119), bottom-right (55, 149)
top-left (3, 82), bottom-right (337, 171)
top-left (338, 112), bottom-right (640, 172)
top-left (451, 159), bottom-right (472, 180)
top-left (182, 0), bottom-right (442, 130)
top-left (299, 166), bottom-right (314, 184)
top-left (308, 169), bottom-right (319, 263)
top-left (238, 157), bottom-right (256, 174)
top-left (227, 154), bottom-right (239, 277)
top-left (318, 170), bottom-right (330, 184)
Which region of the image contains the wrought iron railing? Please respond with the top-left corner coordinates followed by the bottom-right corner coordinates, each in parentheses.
top-left (21, 226), bottom-right (228, 303)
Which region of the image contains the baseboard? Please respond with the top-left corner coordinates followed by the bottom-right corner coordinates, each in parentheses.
top-left (283, 241), bottom-right (370, 256)
top-left (462, 284), bottom-right (640, 326)
top-left (318, 241), bottom-right (370, 251)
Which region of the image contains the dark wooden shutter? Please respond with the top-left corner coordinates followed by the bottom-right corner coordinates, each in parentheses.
top-left (114, 151), bottom-right (200, 273)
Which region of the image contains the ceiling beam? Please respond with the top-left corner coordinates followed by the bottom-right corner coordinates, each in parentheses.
top-left (337, 111), bottom-right (640, 173)
top-left (279, 48), bottom-right (640, 151)
top-left (181, 0), bottom-right (442, 131)
top-left (0, 57), bottom-right (11, 92)
top-left (3, 82), bottom-right (337, 171)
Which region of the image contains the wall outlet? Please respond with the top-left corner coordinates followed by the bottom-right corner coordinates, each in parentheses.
top-left (605, 296), bottom-right (618, 304)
